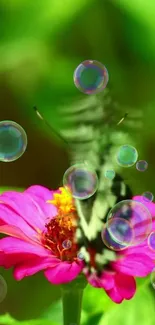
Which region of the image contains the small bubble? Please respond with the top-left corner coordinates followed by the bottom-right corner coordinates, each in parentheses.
top-left (148, 232), bottom-right (155, 252)
top-left (62, 240), bottom-right (72, 249)
top-left (142, 191), bottom-right (154, 202)
top-left (136, 160), bottom-right (148, 172)
top-left (116, 145), bottom-right (138, 168)
top-left (0, 275), bottom-right (7, 303)
top-left (73, 60), bottom-right (109, 95)
top-left (63, 163), bottom-right (98, 200)
top-left (104, 169), bottom-right (115, 180)
top-left (150, 268), bottom-right (155, 289)
top-left (77, 252), bottom-right (85, 260)
top-left (0, 120), bottom-right (27, 162)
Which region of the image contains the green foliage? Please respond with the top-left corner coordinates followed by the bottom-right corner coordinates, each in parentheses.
top-left (0, 313), bottom-right (59, 325)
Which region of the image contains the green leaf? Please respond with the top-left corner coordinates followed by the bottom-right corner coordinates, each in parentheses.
top-left (0, 313), bottom-right (59, 325)
top-left (83, 284), bottom-right (115, 316)
top-left (98, 285), bottom-right (155, 325)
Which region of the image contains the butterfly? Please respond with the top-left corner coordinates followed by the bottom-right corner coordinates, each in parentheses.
top-left (34, 89), bottom-right (142, 274)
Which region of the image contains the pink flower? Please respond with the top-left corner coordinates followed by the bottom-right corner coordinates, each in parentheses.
top-left (0, 186), bottom-right (154, 304)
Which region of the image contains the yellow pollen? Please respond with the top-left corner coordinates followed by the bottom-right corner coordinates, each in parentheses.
top-left (47, 187), bottom-right (76, 215)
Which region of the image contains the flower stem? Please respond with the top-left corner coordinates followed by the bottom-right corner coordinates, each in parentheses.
top-left (61, 274), bottom-right (87, 325)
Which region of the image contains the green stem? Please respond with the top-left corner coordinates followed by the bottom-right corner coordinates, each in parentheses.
top-left (61, 274), bottom-right (87, 325)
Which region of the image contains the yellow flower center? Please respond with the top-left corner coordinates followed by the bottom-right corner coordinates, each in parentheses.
top-left (41, 187), bottom-right (79, 261)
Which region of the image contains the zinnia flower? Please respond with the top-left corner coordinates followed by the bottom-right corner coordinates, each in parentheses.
top-left (0, 186), bottom-right (154, 304)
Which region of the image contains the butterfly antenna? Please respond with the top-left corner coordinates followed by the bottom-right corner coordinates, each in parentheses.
top-left (117, 113), bottom-right (128, 126)
top-left (33, 106), bottom-right (69, 145)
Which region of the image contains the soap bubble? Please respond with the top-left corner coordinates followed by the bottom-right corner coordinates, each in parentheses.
top-left (142, 191), bottom-right (154, 203)
top-left (73, 60), bottom-right (109, 95)
top-left (104, 169), bottom-right (115, 180)
top-left (150, 268), bottom-right (155, 289)
top-left (62, 240), bottom-right (72, 249)
top-left (63, 163), bottom-right (98, 200)
top-left (0, 275), bottom-right (7, 303)
top-left (106, 199), bottom-right (152, 246)
top-left (106, 217), bottom-right (134, 247)
top-left (148, 232), bottom-right (155, 252)
top-left (77, 252), bottom-right (85, 260)
top-left (136, 160), bottom-right (148, 172)
top-left (101, 224), bottom-right (128, 251)
top-left (0, 120), bottom-right (27, 162)
top-left (116, 145), bottom-right (138, 167)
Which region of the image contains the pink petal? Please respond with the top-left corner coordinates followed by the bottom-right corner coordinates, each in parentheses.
top-left (106, 286), bottom-right (124, 304)
top-left (0, 202), bottom-right (36, 237)
top-left (0, 237), bottom-right (49, 256)
top-left (24, 186), bottom-right (58, 219)
top-left (87, 271), bottom-right (115, 290)
top-left (0, 191), bottom-right (46, 231)
top-left (115, 273), bottom-right (136, 300)
top-left (13, 256), bottom-right (59, 280)
top-left (133, 196), bottom-right (155, 217)
top-left (0, 225), bottom-right (38, 244)
top-left (112, 253), bottom-right (154, 277)
top-left (24, 185), bottom-right (55, 201)
top-left (44, 260), bottom-right (83, 284)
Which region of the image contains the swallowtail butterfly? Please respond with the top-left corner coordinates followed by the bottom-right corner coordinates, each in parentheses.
top-left (34, 89), bottom-right (142, 275)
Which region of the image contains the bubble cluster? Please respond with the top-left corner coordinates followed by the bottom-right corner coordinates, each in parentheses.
top-left (62, 240), bottom-right (72, 249)
top-left (116, 145), bottom-right (138, 168)
top-left (0, 120), bottom-right (27, 162)
top-left (63, 163), bottom-right (98, 200)
top-left (106, 199), bottom-right (152, 247)
top-left (136, 160), bottom-right (148, 172)
top-left (150, 268), bottom-right (155, 289)
top-left (104, 169), bottom-right (115, 180)
top-left (142, 191), bottom-right (154, 203)
top-left (148, 232), bottom-right (155, 252)
top-left (73, 60), bottom-right (109, 95)
top-left (0, 275), bottom-right (7, 303)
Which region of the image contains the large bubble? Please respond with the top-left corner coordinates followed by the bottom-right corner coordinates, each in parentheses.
top-left (116, 145), bottom-right (138, 168)
top-left (63, 163), bottom-right (98, 200)
top-left (73, 60), bottom-right (109, 95)
top-left (0, 120), bottom-right (27, 162)
top-left (101, 224), bottom-right (128, 251)
top-left (106, 199), bottom-right (152, 247)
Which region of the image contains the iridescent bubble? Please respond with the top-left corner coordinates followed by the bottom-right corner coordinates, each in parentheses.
top-left (77, 252), bottom-right (85, 260)
top-left (148, 232), bottom-right (155, 252)
top-left (136, 160), bottom-right (148, 172)
top-left (0, 120), bottom-right (27, 162)
top-left (116, 145), bottom-right (138, 168)
top-left (104, 169), bottom-right (115, 180)
top-left (73, 60), bottom-right (109, 95)
top-left (150, 268), bottom-right (155, 289)
top-left (63, 163), bottom-right (98, 200)
top-left (107, 217), bottom-right (134, 247)
top-left (107, 199), bottom-right (152, 246)
top-left (62, 240), bottom-right (72, 249)
top-left (142, 191), bottom-right (154, 203)
top-left (0, 275), bottom-right (7, 303)
top-left (101, 224), bottom-right (128, 251)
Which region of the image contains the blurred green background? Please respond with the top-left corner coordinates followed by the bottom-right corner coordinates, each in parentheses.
top-left (0, 0), bottom-right (155, 324)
